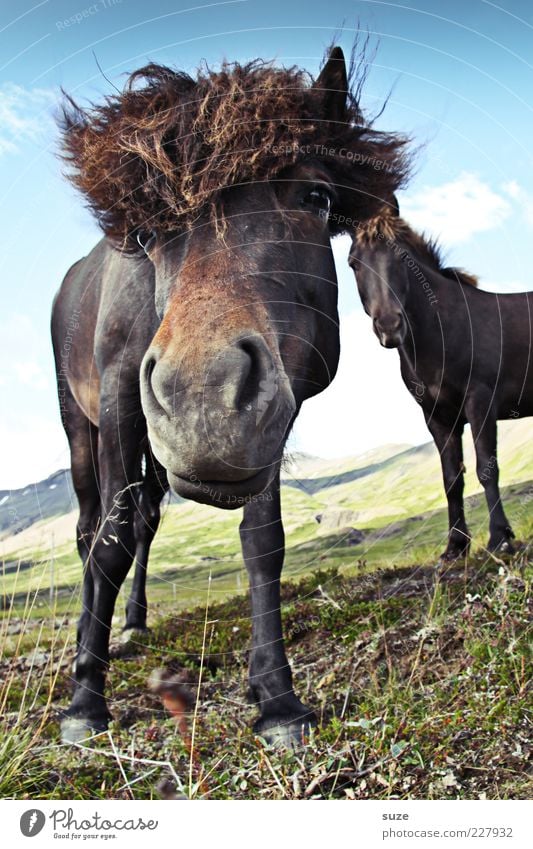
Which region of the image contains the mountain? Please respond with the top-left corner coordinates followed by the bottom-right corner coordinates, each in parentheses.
top-left (281, 420), bottom-right (532, 527)
top-left (0, 469), bottom-right (76, 537)
top-left (1, 418), bottom-right (531, 543)
top-left (0, 469), bottom-right (186, 540)
top-left (1, 419), bottom-right (531, 604)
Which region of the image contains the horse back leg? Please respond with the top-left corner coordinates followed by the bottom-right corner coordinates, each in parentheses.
top-left (466, 400), bottom-right (515, 553)
top-left (124, 452), bottom-right (168, 633)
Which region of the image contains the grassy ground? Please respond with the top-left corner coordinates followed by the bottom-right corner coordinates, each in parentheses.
top-left (1, 488), bottom-right (532, 799)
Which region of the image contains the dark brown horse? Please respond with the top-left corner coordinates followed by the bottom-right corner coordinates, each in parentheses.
top-left (52, 47), bottom-right (410, 745)
top-left (350, 199), bottom-right (533, 560)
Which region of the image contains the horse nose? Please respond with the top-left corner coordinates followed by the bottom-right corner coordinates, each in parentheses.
top-left (374, 312), bottom-right (403, 334)
top-left (141, 334), bottom-right (280, 423)
top-left (373, 312), bottom-right (406, 348)
top-left (208, 335), bottom-right (278, 416)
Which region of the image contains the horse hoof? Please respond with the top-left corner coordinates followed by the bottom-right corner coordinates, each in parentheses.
top-left (437, 550), bottom-right (467, 568)
top-left (496, 540), bottom-right (515, 556)
top-left (109, 627), bottom-right (150, 658)
top-left (120, 626), bottom-right (150, 643)
top-left (254, 716), bottom-right (316, 750)
top-left (60, 715), bottom-right (109, 744)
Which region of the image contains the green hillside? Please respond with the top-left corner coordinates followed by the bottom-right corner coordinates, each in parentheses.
top-left (1, 418), bottom-right (532, 617)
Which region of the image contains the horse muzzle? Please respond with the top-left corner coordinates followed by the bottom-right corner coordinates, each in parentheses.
top-left (373, 313), bottom-right (407, 348)
top-left (140, 333), bottom-right (296, 507)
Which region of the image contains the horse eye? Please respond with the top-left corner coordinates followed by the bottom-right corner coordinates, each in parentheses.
top-left (302, 186), bottom-right (332, 218)
top-left (136, 229), bottom-right (157, 253)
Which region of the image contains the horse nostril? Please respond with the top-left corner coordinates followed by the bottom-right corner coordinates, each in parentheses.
top-left (143, 354), bottom-right (156, 385)
top-left (211, 335), bottom-right (277, 415)
top-left (235, 338), bottom-right (271, 411)
top-left (140, 351), bottom-right (168, 415)
top-left (375, 313), bottom-right (403, 333)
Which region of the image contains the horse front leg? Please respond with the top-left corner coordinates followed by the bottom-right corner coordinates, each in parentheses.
top-left (426, 416), bottom-right (471, 560)
top-left (467, 405), bottom-right (515, 553)
top-left (239, 471), bottom-right (315, 747)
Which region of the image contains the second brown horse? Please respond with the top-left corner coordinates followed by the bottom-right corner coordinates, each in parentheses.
top-left (350, 199), bottom-right (532, 560)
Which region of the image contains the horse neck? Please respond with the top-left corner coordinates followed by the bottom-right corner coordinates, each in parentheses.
top-left (397, 246), bottom-right (445, 361)
top-left (402, 244), bottom-right (440, 313)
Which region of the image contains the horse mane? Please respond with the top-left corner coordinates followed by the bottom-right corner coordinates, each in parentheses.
top-left (355, 207), bottom-right (478, 287)
top-left (439, 266), bottom-right (479, 287)
top-left (58, 46), bottom-right (411, 251)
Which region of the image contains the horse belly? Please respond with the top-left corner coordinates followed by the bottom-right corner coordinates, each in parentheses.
top-left (496, 360), bottom-right (533, 419)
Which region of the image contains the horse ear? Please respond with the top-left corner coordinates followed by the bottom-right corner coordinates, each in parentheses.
top-left (314, 46), bottom-right (348, 122)
top-left (389, 194), bottom-right (400, 217)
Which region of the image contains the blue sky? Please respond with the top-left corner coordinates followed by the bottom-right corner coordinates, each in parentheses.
top-left (1, 0), bottom-right (533, 487)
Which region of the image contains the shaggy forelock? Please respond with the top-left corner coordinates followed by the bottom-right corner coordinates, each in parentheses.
top-left (59, 51), bottom-right (411, 251)
top-left (354, 203), bottom-right (401, 245)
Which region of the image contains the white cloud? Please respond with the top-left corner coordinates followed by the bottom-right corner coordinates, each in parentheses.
top-left (0, 313), bottom-right (62, 486)
top-left (479, 279), bottom-right (531, 294)
top-left (0, 83), bottom-right (55, 157)
top-left (0, 417), bottom-right (69, 489)
top-left (503, 180), bottom-right (521, 200)
top-left (402, 172), bottom-right (511, 245)
top-left (0, 314), bottom-right (52, 390)
top-left (13, 361), bottom-right (49, 390)
top-left (502, 180), bottom-right (533, 230)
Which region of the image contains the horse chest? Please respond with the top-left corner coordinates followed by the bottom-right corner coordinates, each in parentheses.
top-left (400, 357), bottom-right (443, 408)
